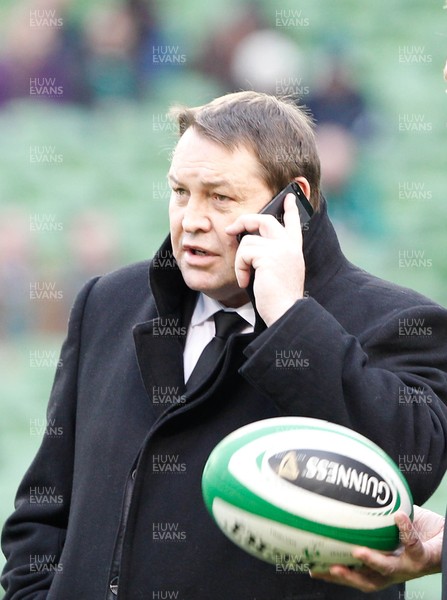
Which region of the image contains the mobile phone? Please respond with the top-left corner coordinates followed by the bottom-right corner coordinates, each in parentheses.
top-left (237, 181), bottom-right (313, 243)
top-left (238, 182), bottom-right (313, 315)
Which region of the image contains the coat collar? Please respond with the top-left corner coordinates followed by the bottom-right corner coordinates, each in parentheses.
top-left (302, 194), bottom-right (345, 297)
top-left (148, 241), bottom-right (195, 319)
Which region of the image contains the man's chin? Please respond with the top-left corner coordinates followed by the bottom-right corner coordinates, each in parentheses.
top-left (180, 276), bottom-right (248, 307)
top-left (192, 285), bottom-right (249, 307)
top-left (183, 279), bottom-right (220, 298)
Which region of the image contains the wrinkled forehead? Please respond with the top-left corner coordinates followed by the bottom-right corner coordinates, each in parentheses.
top-left (171, 125), bottom-right (257, 160)
top-left (169, 127), bottom-right (264, 181)
top-left (168, 128), bottom-right (273, 199)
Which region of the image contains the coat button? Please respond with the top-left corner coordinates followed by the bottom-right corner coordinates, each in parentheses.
top-left (109, 576), bottom-right (119, 595)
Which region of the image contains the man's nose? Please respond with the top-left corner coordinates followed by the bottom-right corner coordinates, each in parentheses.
top-left (182, 198), bottom-right (211, 233)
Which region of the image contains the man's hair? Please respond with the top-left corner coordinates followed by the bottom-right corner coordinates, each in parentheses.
top-left (170, 91), bottom-right (321, 210)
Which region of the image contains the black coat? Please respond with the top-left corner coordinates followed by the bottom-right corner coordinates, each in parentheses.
top-left (2, 202), bottom-right (447, 600)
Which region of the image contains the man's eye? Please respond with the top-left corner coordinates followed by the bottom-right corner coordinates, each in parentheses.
top-left (173, 188), bottom-right (187, 197)
top-left (213, 193), bottom-right (231, 202)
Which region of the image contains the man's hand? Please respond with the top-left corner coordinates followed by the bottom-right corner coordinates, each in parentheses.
top-left (226, 193), bottom-right (306, 326)
top-left (310, 507), bottom-right (444, 593)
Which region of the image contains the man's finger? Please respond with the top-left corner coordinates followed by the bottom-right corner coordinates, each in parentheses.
top-left (226, 213), bottom-right (286, 240)
top-left (311, 565), bottom-right (385, 593)
top-left (283, 192), bottom-right (303, 242)
top-left (395, 512), bottom-right (419, 548)
top-left (233, 246), bottom-right (252, 289)
top-left (233, 237), bottom-right (277, 287)
top-left (351, 547), bottom-right (399, 577)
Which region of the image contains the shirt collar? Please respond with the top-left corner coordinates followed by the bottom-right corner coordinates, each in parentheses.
top-left (191, 293), bottom-right (256, 328)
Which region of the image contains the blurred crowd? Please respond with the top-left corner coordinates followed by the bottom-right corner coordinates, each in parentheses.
top-left (0, 0), bottom-right (380, 337)
top-left (0, 208), bottom-right (120, 337)
top-left (0, 0), bottom-right (163, 105)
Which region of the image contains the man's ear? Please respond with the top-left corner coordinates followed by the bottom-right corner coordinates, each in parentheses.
top-left (293, 176), bottom-right (311, 201)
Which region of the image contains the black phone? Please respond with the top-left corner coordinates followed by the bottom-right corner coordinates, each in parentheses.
top-left (237, 181), bottom-right (313, 243)
top-left (237, 182), bottom-right (313, 315)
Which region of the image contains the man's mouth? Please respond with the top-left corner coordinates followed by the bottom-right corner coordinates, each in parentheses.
top-left (183, 244), bottom-right (215, 257)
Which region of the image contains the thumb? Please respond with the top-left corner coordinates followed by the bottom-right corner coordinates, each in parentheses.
top-left (395, 512), bottom-right (424, 557)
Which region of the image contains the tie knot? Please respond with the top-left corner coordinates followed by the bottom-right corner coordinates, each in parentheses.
top-left (213, 311), bottom-right (245, 340)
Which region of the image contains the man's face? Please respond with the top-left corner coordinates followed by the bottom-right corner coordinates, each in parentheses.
top-left (168, 127), bottom-right (273, 307)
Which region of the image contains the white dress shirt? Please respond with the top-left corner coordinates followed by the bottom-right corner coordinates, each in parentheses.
top-left (183, 293), bottom-right (255, 383)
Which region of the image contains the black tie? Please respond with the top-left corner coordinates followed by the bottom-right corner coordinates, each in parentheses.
top-left (186, 311), bottom-right (246, 391)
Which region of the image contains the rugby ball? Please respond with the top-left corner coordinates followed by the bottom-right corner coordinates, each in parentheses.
top-left (202, 417), bottom-right (413, 571)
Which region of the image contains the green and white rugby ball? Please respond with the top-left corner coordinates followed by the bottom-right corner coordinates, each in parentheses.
top-left (202, 417), bottom-right (413, 570)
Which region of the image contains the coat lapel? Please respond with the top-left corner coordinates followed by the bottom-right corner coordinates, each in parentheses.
top-left (133, 317), bottom-right (186, 420)
top-left (133, 242), bottom-right (197, 419)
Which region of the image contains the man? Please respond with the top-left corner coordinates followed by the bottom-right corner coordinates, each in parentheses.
top-left (2, 91), bottom-right (447, 599)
